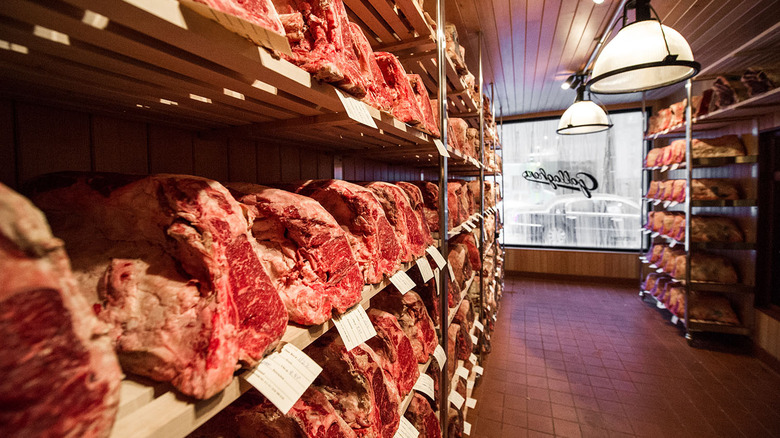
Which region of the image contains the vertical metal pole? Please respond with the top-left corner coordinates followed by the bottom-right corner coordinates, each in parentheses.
top-left (478, 32), bottom-right (485, 325)
top-left (640, 91), bottom-right (647, 297)
top-left (436, 0), bottom-right (449, 434)
top-left (683, 79), bottom-right (693, 340)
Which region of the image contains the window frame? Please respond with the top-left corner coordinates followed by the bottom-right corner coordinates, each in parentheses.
top-left (500, 107), bottom-right (649, 253)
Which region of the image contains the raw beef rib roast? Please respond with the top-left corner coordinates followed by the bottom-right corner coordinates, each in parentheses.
top-left (30, 173), bottom-right (287, 399)
top-left (394, 181), bottom-right (434, 245)
top-left (366, 308), bottom-right (420, 396)
top-left (364, 181), bottom-right (428, 262)
top-left (306, 332), bottom-right (401, 438)
top-left (372, 289), bottom-right (438, 364)
top-left (404, 394), bottom-right (442, 438)
top-left (228, 183), bottom-right (363, 325)
top-left (295, 180), bottom-right (402, 284)
top-left (375, 52), bottom-right (425, 125)
top-left (0, 184), bottom-right (121, 438)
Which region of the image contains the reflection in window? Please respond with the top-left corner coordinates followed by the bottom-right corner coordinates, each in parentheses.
top-left (501, 111), bottom-right (643, 250)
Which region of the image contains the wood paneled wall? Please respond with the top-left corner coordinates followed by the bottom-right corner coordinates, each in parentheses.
top-left (756, 310), bottom-right (780, 365)
top-left (505, 248), bottom-right (639, 280)
top-left (0, 99), bottom-right (432, 190)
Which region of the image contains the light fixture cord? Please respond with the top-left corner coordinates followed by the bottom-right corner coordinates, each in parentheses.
top-left (649, 5), bottom-right (674, 58)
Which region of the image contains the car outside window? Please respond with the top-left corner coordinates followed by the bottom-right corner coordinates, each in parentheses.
top-left (502, 111), bottom-right (643, 250)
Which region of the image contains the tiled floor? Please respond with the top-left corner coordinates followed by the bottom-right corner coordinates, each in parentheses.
top-left (468, 276), bottom-right (780, 438)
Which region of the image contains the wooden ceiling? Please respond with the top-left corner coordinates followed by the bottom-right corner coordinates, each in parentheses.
top-left (436, 0), bottom-right (780, 118)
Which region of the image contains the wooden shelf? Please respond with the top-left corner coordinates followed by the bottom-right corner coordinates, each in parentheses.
top-left (110, 257), bottom-right (425, 438)
top-left (0, 0), bottom-right (447, 165)
top-left (643, 155), bottom-right (758, 171)
top-left (645, 198), bottom-right (756, 208)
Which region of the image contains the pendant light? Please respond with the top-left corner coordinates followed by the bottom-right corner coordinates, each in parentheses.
top-left (587, 0), bottom-right (700, 94)
top-left (557, 80), bottom-right (612, 135)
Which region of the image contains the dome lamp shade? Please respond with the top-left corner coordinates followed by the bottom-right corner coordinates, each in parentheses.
top-left (557, 84), bottom-right (612, 135)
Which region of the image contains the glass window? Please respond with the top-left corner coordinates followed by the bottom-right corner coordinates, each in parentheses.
top-left (501, 111), bottom-right (644, 250)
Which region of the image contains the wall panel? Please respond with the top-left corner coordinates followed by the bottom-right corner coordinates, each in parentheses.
top-left (92, 116), bottom-right (148, 175)
top-left (257, 143), bottom-right (281, 183)
top-left (756, 310), bottom-right (780, 363)
top-left (193, 137), bottom-right (229, 182)
top-left (16, 103), bottom-right (91, 183)
top-left (149, 125), bottom-right (193, 175)
top-left (0, 100), bottom-right (15, 187)
top-left (228, 139), bottom-right (257, 183)
top-left (300, 148), bottom-right (318, 180)
top-left (506, 248), bottom-right (639, 280)
top-left (280, 145), bottom-right (301, 182)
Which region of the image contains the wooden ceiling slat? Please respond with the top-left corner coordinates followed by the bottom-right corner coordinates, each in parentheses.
top-left (527, 0), bottom-right (563, 112)
top-left (510, 0), bottom-right (527, 115)
top-left (534, 0), bottom-right (580, 114)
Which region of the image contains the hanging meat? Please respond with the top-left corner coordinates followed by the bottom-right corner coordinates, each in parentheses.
top-left (29, 173), bottom-right (287, 399)
top-left (294, 179), bottom-right (402, 284)
top-left (0, 184), bottom-right (121, 438)
top-left (227, 183), bottom-right (364, 325)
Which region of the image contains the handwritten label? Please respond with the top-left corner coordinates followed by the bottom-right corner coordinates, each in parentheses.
top-left (413, 373), bottom-right (436, 400)
top-left (416, 257), bottom-right (434, 283)
top-left (474, 319), bottom-right (484, 332)
top-left (433, 344), bottom-right (446, 370)
top-left (456, 366), bottom-right (469, 380)
top-left (469, 353), bottom-right (478, 365)
top-left (449, 390), bottom-right (465, 409)
top-left (466, 397), bottom-right (477, 408)
top-left (393, 417), bottom-right (420, 438)
top-left (242, 344), bottom-right (322, 414)
top-left (335, 89), bottom-right (377, 128)
top-left (426, 246), bottom-right (447, 269)
top-left (390, 270), bottom-right (416, 294)
top-left (333, 305), bottom-right (377, 351)
top-left (473, 365), bottom-right (484, 376)
top-left (463, 422), bottom-right (472, 435)
top-left (522, 167), bottom-right (599, 198)
top-left (433, 139), bottom-right (450, 157)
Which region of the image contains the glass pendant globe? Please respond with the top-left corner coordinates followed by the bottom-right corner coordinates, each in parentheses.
top-left (557, 100), bottom-right (612, 135)
top-left (589, 20), bottom-right (699, 94)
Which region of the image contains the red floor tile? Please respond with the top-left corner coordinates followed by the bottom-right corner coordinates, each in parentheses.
top-left (469, 277), bottom-right (780, 438)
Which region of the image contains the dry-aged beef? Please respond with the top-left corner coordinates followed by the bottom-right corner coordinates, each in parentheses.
top-left (404, 181), bottom-right (439, 233)
top-left (408, 74), bottom-right (441, 137)
top-left (446, 323), bottom-right (458, 380)
top-left (741, 68), bottom-right (775, 97)
top-left (404, 394), bottom-right (442, 438)
top-left (366, 308), bottom-right (419, 396)
top-left (364, 182), bottom-right (427, 262)
top-left (711, 76), bottom-right (739, 110)
top-left (448, 243), bottom-right (473, 290)
top-left (30, 173), bottom-right (287, 399)
top-left (306, 333), bottom-right (400, 438)
top-left (375, 52), bottom-right (424, 125)
top-left (454, 320), bottom-right (473, 361)
top-left (452, 299), bottom-right (473, 333)
top-left (451, 233), bottom-right (481, 272)
top-left (294, 180), bottom-right (402, 284)
top-left (348, 23), bottom-right (393, 112)
top-left (0, 184), bottom-right (121, 438)
top-left (448, 408), bottom-right (463, 438)
top-left (447, 182), bottom-right (462, 228)
top-left (228, 183), bottom-right (363, 325)
top-left (406, 270), bottom-right (439, 326)
top-left (372, 289), bottom-right (438, 364)
top-left (274, 0), bottom-right (368, 97)
top-left (394, 181), bottom-right (434, 245)
top-left (228, 387), bottom-right (357, 438)
top-left (193, 0), bottom-right (285, 35)
top-left (449, 119), bottom-right (469, 157)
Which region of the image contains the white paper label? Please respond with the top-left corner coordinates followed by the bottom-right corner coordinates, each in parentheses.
top-left (242, 344), bottom-right (322, 414)
top-left (663, 201), bottom-right (671, 208)
top-left (462, 221), bottom-right (474, 232)
top-left (653, 199), bottom-right (662, 206)
top-left (433, 139), bottom-right (450, 157)
top-left (470, 334), bottom-right (478, 344)
top-left (671, 315), bottom-right (679, 324)
top-left (426, 246), bottom-right (447, 269)
top-left (413, 373), bottom-right (436, 400)
top-left (469, 353), bottom-right (478, 365)
top-left (474, 319), bottom-right (484, 332)
top-left (433, 268), bottom-right (441, 296)
top-left (390, 270), bottom-right (416, 295)
top-left (463, 422), bottom-right (472, 435)
top-left (466, 397), bottom-right (477, 408)
top-left (656, 268), bottom-right (665, 273)
top-left (670, 163), bottom-right (680, 170)
top-left (416, 257), bottom-right (434, 283)
top-left (433, 344), bottom-right (446, 370)
top-left (449, 390), bottom-right (465, 409)
top-left (642, 229), bottom-right (652, 234)
top-left (661, 165), bottom-right (669, 172)
top-left (394, 417), bottom-right (420, 438)
top-left (448, 264), bottom-right (457, 282)
top-left (456, 366), bottom-right (469, 380)
top-left (669, 240), bottom-right (677, 248)
top-left (656, 300), bottom-right (666, 309)
top-left (651, 232), bottom-right (660, 238)
top-left (669, 201), bottom-right (679, 207)
top-left (492, 313), bottom-right (497, 321)
top-left (333, 305), bottom-right (377, 351)
top-left (473, 365), bottom-right (484, 375)
top-left (335, 89), bottom-right (377, 128)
